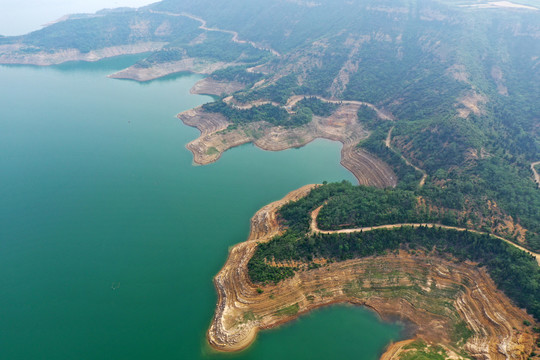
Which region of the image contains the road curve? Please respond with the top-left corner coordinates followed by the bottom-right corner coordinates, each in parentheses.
top-left (223, 94), bottom-right (395, 121)
top-left (532, 161), bottom-right (540, 187)
top-left (310, 206), bottom-right (540, 265)
top-left (385, 126), bottom-right (427, 188)
top-left (148, 10), bottom-right (281, 56)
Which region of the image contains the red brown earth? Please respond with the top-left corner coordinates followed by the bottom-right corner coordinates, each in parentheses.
top-left (208, 186), bottom-right (538, 359)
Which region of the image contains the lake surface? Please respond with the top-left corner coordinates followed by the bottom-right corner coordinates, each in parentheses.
top-left (0, 57), bottom-right (403, 359)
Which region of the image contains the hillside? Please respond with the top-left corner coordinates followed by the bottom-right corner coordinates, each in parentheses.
top-left (210, 186), bottom-right (538, 359)
top-left (3, 0), bottom-right (539, 358)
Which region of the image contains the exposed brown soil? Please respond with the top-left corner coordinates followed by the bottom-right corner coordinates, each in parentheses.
top-left (190, 78), bottom-right (247, 96)
top-left (223, 96), bottom-right (281, 110)
top-left (208, 187), bottom-right (538, 359)
top-left (457, 92), bottom-right (488, 119)
top-left (0, 42), bottom-right (166, 66)
top-left (447, 64), bottom-right (470, 83)
top-left (178, 106), bottom-right (230, 140)
top-left (178, 98), bottom-right (397, 188)
top-left (179, 109), bottom-right (396, 187)
top-left (328, 37), bottom-right (364, 98)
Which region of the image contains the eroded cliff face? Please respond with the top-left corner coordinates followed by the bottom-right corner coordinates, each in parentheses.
top-left (208, 186), bottom-right (537, 359)
top-left (178, 102), bottom-right (397, 188)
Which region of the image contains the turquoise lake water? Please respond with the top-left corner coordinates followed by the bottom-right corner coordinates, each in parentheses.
top-left (0, 56), bottom-right (403, 359)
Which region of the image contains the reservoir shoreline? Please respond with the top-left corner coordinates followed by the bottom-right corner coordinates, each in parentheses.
top-left (207, 186), bottom-right (536, 359)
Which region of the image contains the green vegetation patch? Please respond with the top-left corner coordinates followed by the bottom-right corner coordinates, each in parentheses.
top-left (235, 74), bottom-right (301, 105)
top-left (317, 185), bottom-right (418, 230)
top-left (358, 125), bottom-right (424, 191)
top-left (293, 97), bottom-right (337, 117)
top-left (401, 340), bottom-right (448, 360)
top-left (243, 311), bottom-right (256, 322)
top-left (247, 251), bottom-right (295, 284)
top-left (279, 182), bottom-right (430, 233)
top-left (202, 100), bottom-right (310, 128)
top-left (210, 66), bottom-right (264, 85)
top-left (451, 320), bottom-right (474, 345)
top-left (274, 303), bottom-right (299, 317)
top-left (21, 11), bottom-right (203, 53)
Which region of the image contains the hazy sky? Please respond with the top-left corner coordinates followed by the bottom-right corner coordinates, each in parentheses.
top-left (0, 0), bottom-right (158, 36)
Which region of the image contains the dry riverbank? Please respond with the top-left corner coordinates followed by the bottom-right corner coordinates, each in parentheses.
top-left (208, 186), bottom-right (537, 359)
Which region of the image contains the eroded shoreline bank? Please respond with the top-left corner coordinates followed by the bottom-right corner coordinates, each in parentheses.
top-left (178, 100), bottom-right (397, 188)
top-left (207, 186), bottom-right (537, 359)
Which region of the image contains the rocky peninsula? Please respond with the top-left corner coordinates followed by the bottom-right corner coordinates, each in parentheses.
top-left (207, 185), bottom-right (538, 359)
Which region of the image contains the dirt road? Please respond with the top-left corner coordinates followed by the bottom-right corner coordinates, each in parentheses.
top-left (148, 10), bottom-right (281, 56)
top-left (310, 205), bottom-right (540, 265)
top-left (385, 126), bottom-right (427, 187)
top-left (532, 161), bottom-right (540, 187)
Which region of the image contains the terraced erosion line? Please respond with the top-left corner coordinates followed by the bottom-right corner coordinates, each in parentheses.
top-left (386, 126), bottom-right (427, 187)
top-left (310, 205), bottom-right (540, 265)
top-left (208, 185), bottom-right (537, 359)
top-left (532, 161), bottom-right (540, 188)
top-left (179, 96), bottom-right (398, 188)
top-left (148, 10), bottom-right (280, 56)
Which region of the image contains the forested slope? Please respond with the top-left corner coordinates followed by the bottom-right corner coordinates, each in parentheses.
top-left (1, 0), bottom-right (538, 257)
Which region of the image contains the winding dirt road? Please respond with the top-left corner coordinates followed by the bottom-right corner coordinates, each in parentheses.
top-left (223, 94), bottom-right (394, 120)
top-left (284, 95), bottom-right (395, 120)
top-left (385, 127), bottom-right (427, 188)
top-left (148, 10), bottom-right (281, 56)
top-left (532, 161), bottom-right (540, 188)
top-left (310, 205), bottom-right (540, 265)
